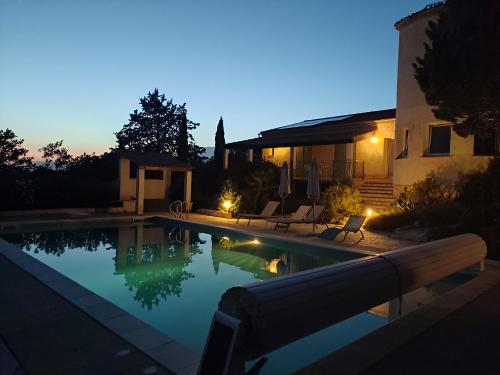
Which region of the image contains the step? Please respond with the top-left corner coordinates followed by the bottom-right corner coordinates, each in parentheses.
top-left (362, 183), bottom-right (393, 188)
top-left (360, 193), bottom-right (394, 199)
top-left (361, 198), bottom-right (394, 204)
top-left (359, 187), bottom-right (393, 193)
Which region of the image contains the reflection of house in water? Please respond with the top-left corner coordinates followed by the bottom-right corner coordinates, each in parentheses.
top-left (210, 235), bottom-right (344, 280)
top-left (115, 224), bottom-right (194, 270)
top-left (114, 224), bottom-right (202, 310)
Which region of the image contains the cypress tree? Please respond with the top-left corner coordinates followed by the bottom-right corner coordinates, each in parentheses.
top-left (214, 116), bottom-right (226, 169)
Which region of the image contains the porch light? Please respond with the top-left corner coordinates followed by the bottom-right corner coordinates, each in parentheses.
top-left (370, 136), bottom-right (378, 144)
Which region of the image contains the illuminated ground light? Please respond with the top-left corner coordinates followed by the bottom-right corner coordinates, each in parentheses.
top-left (370, 136), bottom-right (378, 144)
top-left (366, 208), bottom-right (374, 217)
top-left (223, 200), bottom-right (232, 210)
top-left (251, 239), bottom-right (261, 245)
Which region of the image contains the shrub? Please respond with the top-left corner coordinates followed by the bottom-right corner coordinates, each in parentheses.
top-left (321, 183), bottom-right (363, 223)
top-left (217, 179), bottom-right (242, 214)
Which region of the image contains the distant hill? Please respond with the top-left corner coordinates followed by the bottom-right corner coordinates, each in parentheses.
top-left (203, 147), bottom-right (215, 158)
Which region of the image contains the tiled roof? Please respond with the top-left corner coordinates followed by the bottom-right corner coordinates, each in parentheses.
top-left (119, 151), bottom-right (193, 169)
top-left (226, 108), bottom-right (395, 148)
top-left (394, 2), bottom-right (445, 30)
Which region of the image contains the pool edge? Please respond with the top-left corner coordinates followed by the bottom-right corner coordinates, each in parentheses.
top-left (0, 237), bottom-right (201, 375)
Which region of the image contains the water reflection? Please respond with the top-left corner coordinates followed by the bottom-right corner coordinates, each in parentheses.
top-left (114, 224), bottom-right (204, 310)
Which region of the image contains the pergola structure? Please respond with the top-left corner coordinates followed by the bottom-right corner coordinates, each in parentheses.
top-left (118, 152), bottom-right (193, 215)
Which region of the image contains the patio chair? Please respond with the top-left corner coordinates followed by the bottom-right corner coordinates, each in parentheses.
top-left (235, 201), bottom-right (280, 225)
top-left (268, 205), bottom-right (316, 232)
top-left (308, 215), bottom-right (366, 241)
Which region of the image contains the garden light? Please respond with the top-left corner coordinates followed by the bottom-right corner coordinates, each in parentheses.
top-left (223, 200), bottom-right (232, 210)
top-left (366, 208), bottom-right (374, 217)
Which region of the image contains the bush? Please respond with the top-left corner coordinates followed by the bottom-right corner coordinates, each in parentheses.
top-left (321, 183), bottom-right (363, 224)
top-left (217, 179), bottom-right (242, 214)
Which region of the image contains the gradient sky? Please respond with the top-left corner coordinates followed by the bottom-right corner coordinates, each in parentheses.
top-left (0, 0), bottom-right (431, 158)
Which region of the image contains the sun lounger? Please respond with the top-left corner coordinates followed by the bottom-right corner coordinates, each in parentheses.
top-left (304, 215), bottom-right (366, 241)
top-left (236, 201), bottom-right (280, 225)
top-left (269, 205), bottom-right (325, 232)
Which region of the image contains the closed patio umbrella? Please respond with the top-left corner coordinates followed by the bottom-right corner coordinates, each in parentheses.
top-left (278, 162), bottom-right (291, 218)
top-left (307, 159), bottom-right (320, 231)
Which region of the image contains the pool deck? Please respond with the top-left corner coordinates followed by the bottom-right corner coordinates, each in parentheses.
top-left (0, 250), bottom-right (174, 375)
top-left (2, 211), bottom-right (499, 374)
top-left (170, 212), bottom-right (420, 253)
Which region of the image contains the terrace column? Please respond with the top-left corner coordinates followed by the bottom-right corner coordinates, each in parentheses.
top-left (223, 149), bottom-right (230, 170)
top-left (246, 148), bottom-right (254, 162)
top-left (289, 146), bottom-right (294, 181)
top-left (184, 170), bottom-right (192, 203)
top-left (135, 167), bottom-right (145, 215)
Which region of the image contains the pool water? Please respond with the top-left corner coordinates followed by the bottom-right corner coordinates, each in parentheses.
top-left (0, 218), bottom-right (475, 374)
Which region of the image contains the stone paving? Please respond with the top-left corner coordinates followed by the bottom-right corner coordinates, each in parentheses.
top-left (181, 212), bottom-right (419, 253)
top-left (0, 254), bottom-right (173, 375)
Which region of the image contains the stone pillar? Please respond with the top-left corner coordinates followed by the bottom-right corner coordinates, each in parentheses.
top-left (184, 170), bottom-right (192, 203)
top-left (246, 148), bottom-right (254, 162)
top-left (118, 158), bottom-right (129, 201)
top-left (223, 149), bottom-right (230, 170)
top-left (135, 167), bottom-right (145, 215)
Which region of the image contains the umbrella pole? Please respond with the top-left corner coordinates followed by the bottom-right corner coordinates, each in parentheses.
top-left (281, 197), bottom-right (285, 218)
top-left (312, 201), bottom-right (316, 232)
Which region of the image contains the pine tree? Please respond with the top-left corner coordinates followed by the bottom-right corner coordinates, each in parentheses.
top-left (214, 116), bottom-right (225, 169)
top-left (115, 89), bottom-right (205, 162)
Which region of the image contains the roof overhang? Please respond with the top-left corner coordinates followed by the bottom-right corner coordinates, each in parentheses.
top-left (119, 151), bottom-right (193, 170)
top-left (226, 123), bottom-right (377, 149)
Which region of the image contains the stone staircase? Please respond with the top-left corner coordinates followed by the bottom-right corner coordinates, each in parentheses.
top-left (358, 179), bottom-right (394, 210)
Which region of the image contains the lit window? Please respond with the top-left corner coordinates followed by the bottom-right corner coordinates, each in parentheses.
top-left (474, 131), bottom-right (500, 155)
top-left (428, 125), bottom-right (451, 155)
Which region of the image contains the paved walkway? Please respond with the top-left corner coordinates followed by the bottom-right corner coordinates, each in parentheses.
top-left (0, 254), bottom-right (172, 375)
top-left (182, 213), bottom-right (419, 253)
top-left (362, 279), bottom-right (500, 375)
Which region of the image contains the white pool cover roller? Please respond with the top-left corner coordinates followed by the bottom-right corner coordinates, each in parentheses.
top-left (218, 233), bottom-right (487, 360)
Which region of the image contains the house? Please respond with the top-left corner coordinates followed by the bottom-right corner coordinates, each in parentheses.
top-left (393, 3), bottom-right (498, 194)
top-left (227, 109), bottom-right (395, 181)
top-left (227, 2), bottom-right (498, 209)
top-left (118, 152), bottom-right (193, 214)
top-left (226, 109), bottom-right (396, 209)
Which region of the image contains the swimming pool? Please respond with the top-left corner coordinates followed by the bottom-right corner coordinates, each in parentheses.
top-left (0, 217), bottom-right (476, 374)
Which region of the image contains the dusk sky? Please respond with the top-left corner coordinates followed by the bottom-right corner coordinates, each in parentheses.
top-left (0, 0), bottom-right (431, 158)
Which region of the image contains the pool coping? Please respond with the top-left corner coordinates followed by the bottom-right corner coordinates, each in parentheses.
top-left (0, 237), bottom-right (201, 375)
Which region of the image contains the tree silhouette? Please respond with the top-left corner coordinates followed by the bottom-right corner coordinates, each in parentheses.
top-left (0, 129), bottom-right (32, 170)
top-left (115, 89), bottom-right (205, 162)
top-left (414, 0), bottom-right (500, 138)
top-left (214, 116), bottom-right (225, 170)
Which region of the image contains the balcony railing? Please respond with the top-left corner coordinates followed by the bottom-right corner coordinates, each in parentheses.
top-left (293, 159), bottom-right (365, 180)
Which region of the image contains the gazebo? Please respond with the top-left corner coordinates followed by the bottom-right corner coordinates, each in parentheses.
top-left (118, 152), bottom-right (193, 214)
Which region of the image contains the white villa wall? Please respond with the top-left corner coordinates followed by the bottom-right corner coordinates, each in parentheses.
top-left (118, 159), bottom-right (172, 202)
top-left (393, 9), bottom-right (492, 193)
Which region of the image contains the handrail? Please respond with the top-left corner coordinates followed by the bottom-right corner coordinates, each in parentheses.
top-left (168, 200), bottom-right (192, 219)
top-left (199, 234), bottom-right (487, 373)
